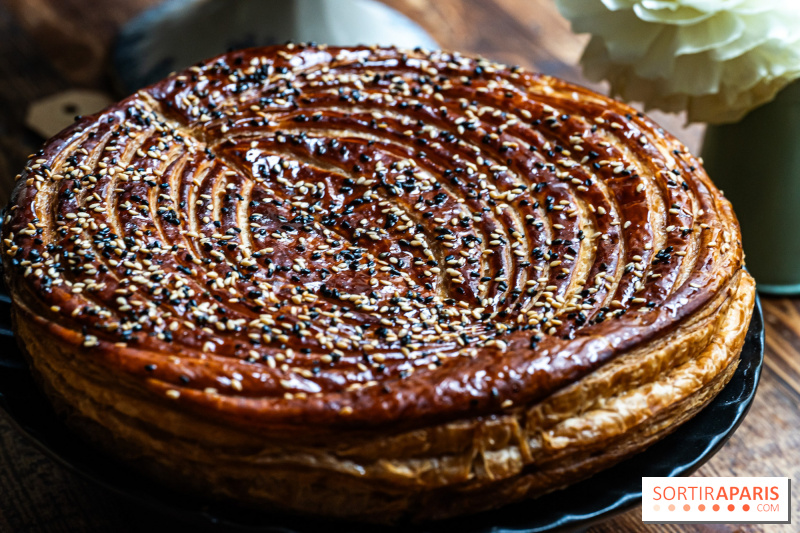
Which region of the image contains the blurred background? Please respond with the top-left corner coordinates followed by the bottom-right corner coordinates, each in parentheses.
top-left (0, 1), bottom-right (795, 532)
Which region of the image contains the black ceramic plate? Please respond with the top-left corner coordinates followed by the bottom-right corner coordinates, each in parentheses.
top-left (0, 288), bottom-right (763, 533)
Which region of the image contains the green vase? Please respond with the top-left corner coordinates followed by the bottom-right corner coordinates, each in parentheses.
top-left (701, 80), bottom-right (800, 295)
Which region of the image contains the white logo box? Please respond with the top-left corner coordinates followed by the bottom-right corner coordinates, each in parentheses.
top-left (642, 477), bottom-right (791, 524)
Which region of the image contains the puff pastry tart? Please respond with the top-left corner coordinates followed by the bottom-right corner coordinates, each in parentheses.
top-left (1, 45), bottom-right (755, 522)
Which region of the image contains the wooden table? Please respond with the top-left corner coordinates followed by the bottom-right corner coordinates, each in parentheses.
top-left (0, 0), bottom-right (796, 531)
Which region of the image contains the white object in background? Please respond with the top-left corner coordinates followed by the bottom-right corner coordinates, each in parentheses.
top-left (25, 90), bottom-right (113, 138)
top-left (114, 0), bottom-right (438, 92)
top-left (555, 0), bottom-right (800, 124)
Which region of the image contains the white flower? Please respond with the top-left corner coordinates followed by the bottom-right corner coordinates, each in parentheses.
top-left (555, 0), bottom-right (800, 123)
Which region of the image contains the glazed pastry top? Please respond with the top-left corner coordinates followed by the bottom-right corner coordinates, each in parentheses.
top-left (1, 44), bottom-right (744, 430)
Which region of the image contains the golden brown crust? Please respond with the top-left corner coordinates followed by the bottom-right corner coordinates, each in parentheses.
top-left (2, 44), bottom-right (755, 521)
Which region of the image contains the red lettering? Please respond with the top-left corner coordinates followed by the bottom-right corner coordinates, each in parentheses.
top-left (740, 487), bottom-right (750, 500)
top-left (678, 487), bottom-right (686, 500)
top-left (664, 487), bottom-right (675, 500)
top-left (717, 487), bottom-right (728, 500)
top-left (729, 487), bottom-right (739, 499)
top-left (770, 486), bottom-right (780, 500)
top-left (705, 486), bottom-right (714, 500)
top-left (654, 487), bottom-right (661, 501)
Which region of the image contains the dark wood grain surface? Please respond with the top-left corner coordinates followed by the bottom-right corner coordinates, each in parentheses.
top-left (0, 1), bottom-right (796, 531)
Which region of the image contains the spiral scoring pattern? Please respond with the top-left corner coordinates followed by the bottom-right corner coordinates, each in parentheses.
top-left (2, 45), bottom-right (742, 428)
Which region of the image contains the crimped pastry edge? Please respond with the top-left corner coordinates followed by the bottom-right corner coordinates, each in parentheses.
top-left (13, 269), bottom-right (754, 522)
